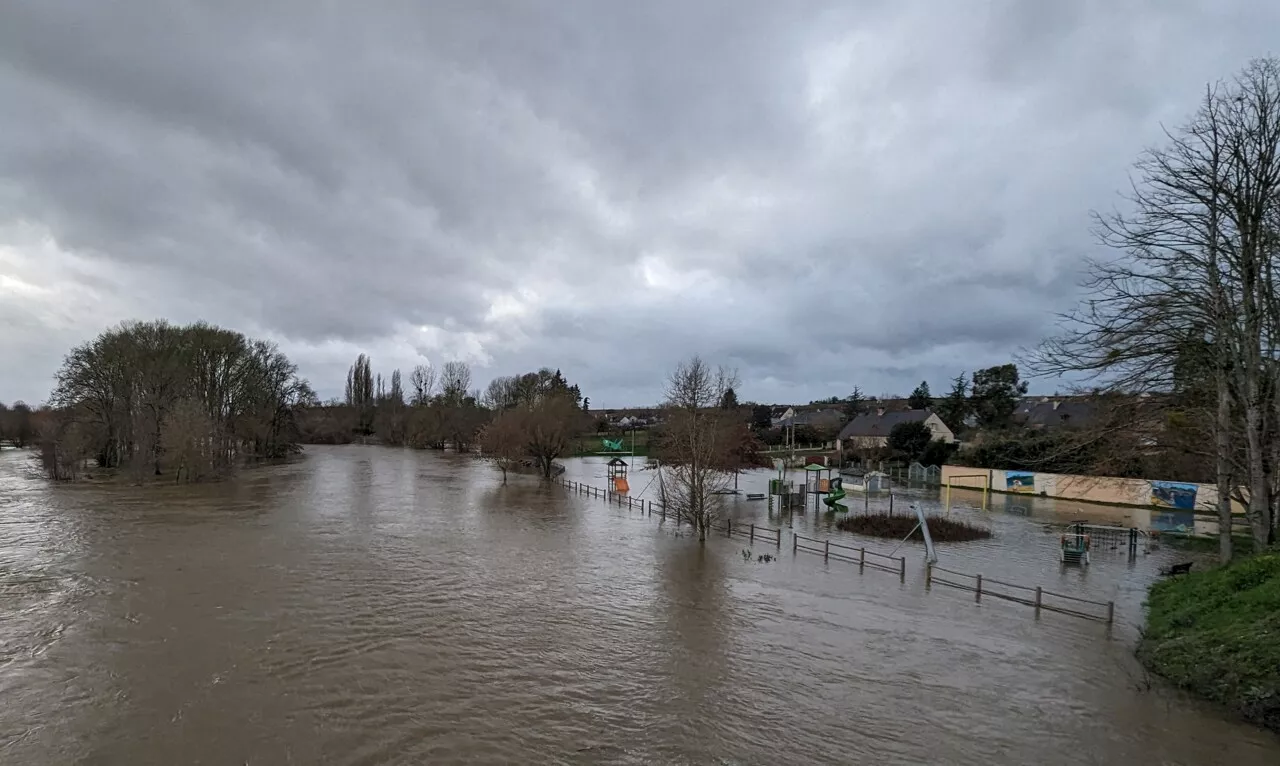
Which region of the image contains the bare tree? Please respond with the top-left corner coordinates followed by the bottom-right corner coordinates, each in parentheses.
top-left (477, 411), bottom-right (526, 482)
top-left (439, 361), bottom-right (472, 406)
top-left (1030, 59), bottom-right (1280, 558)
top-left (408, 363), bottom-right (436, 406)
top-left (654, 356), bottom-right (740, 541)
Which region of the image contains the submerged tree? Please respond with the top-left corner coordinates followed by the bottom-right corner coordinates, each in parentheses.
top-left (47, 320), bottom-right (312, 482)
top-left (653, 356), bottom-right (740, 542)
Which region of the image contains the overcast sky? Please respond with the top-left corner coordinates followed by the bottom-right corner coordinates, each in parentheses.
top-left (2, 2), bottom-right (1277, 408)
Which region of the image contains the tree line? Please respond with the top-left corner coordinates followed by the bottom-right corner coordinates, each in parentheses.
top-left (36, 320), bottom-right (316, 482)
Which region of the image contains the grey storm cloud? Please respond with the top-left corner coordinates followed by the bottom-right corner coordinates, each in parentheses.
top-left (2, 1), bottom-right (1279, 408)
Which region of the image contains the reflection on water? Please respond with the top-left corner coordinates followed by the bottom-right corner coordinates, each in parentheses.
top-left (1, 446), bottom-right (1277, 764)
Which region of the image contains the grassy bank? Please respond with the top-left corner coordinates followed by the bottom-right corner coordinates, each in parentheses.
top-left (1138, 550), bottom-right (1280, 732)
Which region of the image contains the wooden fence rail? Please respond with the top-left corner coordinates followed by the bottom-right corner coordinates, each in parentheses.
top-left (556, 476), bottom-right (1114, 627)
top-left (791, 533), bottom-right (907, 581)
top-left (926, 562), bottom-right (1115, 624)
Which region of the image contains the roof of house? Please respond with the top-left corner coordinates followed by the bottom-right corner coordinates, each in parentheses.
top-left (778, 408), bottom-right (847, 429)
top-left (1015, 399), bottom-right (1097, 429)
top-left (838, 409), bottom-right (934, 440)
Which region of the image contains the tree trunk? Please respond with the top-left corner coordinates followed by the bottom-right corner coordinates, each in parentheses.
top-left (1244, 402), bottom-right (1273, 551)
top-left (1216, 373), bottom-right (1235, 564)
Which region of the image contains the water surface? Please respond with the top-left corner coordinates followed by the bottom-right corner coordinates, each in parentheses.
top-left (1, 446), bottom-right (1276, 764)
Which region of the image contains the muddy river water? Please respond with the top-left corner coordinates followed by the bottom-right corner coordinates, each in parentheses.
top-left (2, 445), bottom-right (1278, 764)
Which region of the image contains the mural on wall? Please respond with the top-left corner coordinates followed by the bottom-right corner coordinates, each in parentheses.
top-left (1005, 471), bottom-right (1035, 493)
top-left (1151, 480), bottom-right (1198, 510)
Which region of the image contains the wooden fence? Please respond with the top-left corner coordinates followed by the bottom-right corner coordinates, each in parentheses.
top-left (792, 533), bottom-right (907, 581)
top-left (556, 476), bottom-right (782, 547)
top-left (926, 563), bottom-right (1115, 624)
top-left (556, 476), bottom-right (1116, 627)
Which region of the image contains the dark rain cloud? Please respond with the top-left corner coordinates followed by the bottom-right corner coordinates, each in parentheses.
top-left (2, 1), bottom-right (1279, 407)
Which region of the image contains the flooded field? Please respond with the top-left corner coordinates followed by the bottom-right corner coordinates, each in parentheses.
top-left (2, 445), bottom-right (1277, 764)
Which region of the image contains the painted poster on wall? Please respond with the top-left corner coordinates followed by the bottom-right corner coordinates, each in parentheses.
top-left (1151, 480), bottom-right (1198, 510)
top-left (1005, 471), bottom-right (1035, 493)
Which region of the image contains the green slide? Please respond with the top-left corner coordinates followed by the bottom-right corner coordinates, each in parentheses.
top-left (822, 477), bottom-right (848, 512)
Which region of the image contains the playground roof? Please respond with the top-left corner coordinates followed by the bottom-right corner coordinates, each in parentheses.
top-left (606, 457), bottom-right (628, 466)
top-left (802, 464), bottom-right (832, 472)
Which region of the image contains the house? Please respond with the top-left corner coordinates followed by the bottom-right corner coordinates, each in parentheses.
top-left (836, 408), bottom-right (956, 450)
top-left (774, 407), bottom-right (847, 433)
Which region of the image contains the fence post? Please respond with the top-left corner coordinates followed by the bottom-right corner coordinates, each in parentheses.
top-left (793, 532), bottom-right (798, 553)
top-left (1106, 601), bottom-right (1115, 625)
top-left (775, 528), bottom-right (781, 549)
top-left (824, 540), bottom-right (830, 562)
top-left (750, 523), bottom-right (756, 544)
top-left (726, 519), bottom-right (732, 537)
top-left (899, 557), bottom-right (906, 582)
top-left (925, 561), bottom-right (932, 587)
top-left (1035, 587), bottom-right (1043, 616)
top-left (890, 493), bottom-right (894, 515)
top-left (975, 574), bottom-right (983, 603)
top-left (859, 547), bottom-right (865, 573)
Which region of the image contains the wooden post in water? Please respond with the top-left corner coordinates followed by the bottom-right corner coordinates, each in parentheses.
top-left (1034, 587), bottom-right (1043, 616)
top-left (792, 532), bottom-right (798, 553)
top-left (899, 557), bottom-right (906, 582)
top-left (925, 561), bottom-right (932, 587)
top-left (726, 519), bottom-right (732, 537)
top-left (859, 547), bottom-right (865, 573)
top-left (774, 528), bottom-right (781, 549)
top-left (975, 574), bottom-right (983, 603)
top-left (824, 539), bottom-right (830, 562)
top-left (750, 523), bottom-right (756, 544)
top-left (889, 493), bottom-right (894, 516)
top-left (1106, 601), bottom-right (1115, 625)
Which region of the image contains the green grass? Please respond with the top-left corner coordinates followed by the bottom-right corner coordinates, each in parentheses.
top-left (571, 429), bottom-right (652, 457)
top-left (1138, 550), bottom-right (1280, 732)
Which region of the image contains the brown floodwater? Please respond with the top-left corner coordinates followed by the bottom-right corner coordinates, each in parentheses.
top-left (2, 445), bottom-right (1278, 765)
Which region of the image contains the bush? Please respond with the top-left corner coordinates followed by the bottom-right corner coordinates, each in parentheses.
top-left (836, 512), bottom-right (992, 542)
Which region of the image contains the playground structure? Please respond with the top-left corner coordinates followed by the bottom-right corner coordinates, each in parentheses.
top-left (1060, 530), bottom-right (1091, 566)
top-left (607, 456), bottom-right (629, 493)
top-left (602, 437), bottom-right (625, 452)
top-left (1067, 522), bottom-right (1147, 557)
top-left (823, 476), bottom-right (848, 512)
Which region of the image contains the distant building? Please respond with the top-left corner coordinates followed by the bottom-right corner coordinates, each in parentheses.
top-left (773, 407), bottom-right (846, 432)
top-left (837, 409), bottom-right (956, 449)
top-left (1014, 398), bottom-right (1098, 430)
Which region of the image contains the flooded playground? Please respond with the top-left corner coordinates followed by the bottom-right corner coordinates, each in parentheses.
top-left (3, 445), bottom-right (1278, 764)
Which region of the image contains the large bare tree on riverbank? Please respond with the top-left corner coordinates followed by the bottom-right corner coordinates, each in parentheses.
top-left (654, 356), bottom-right (740, 542)
top-left (1031, 58), bottom-right (1280, 560)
